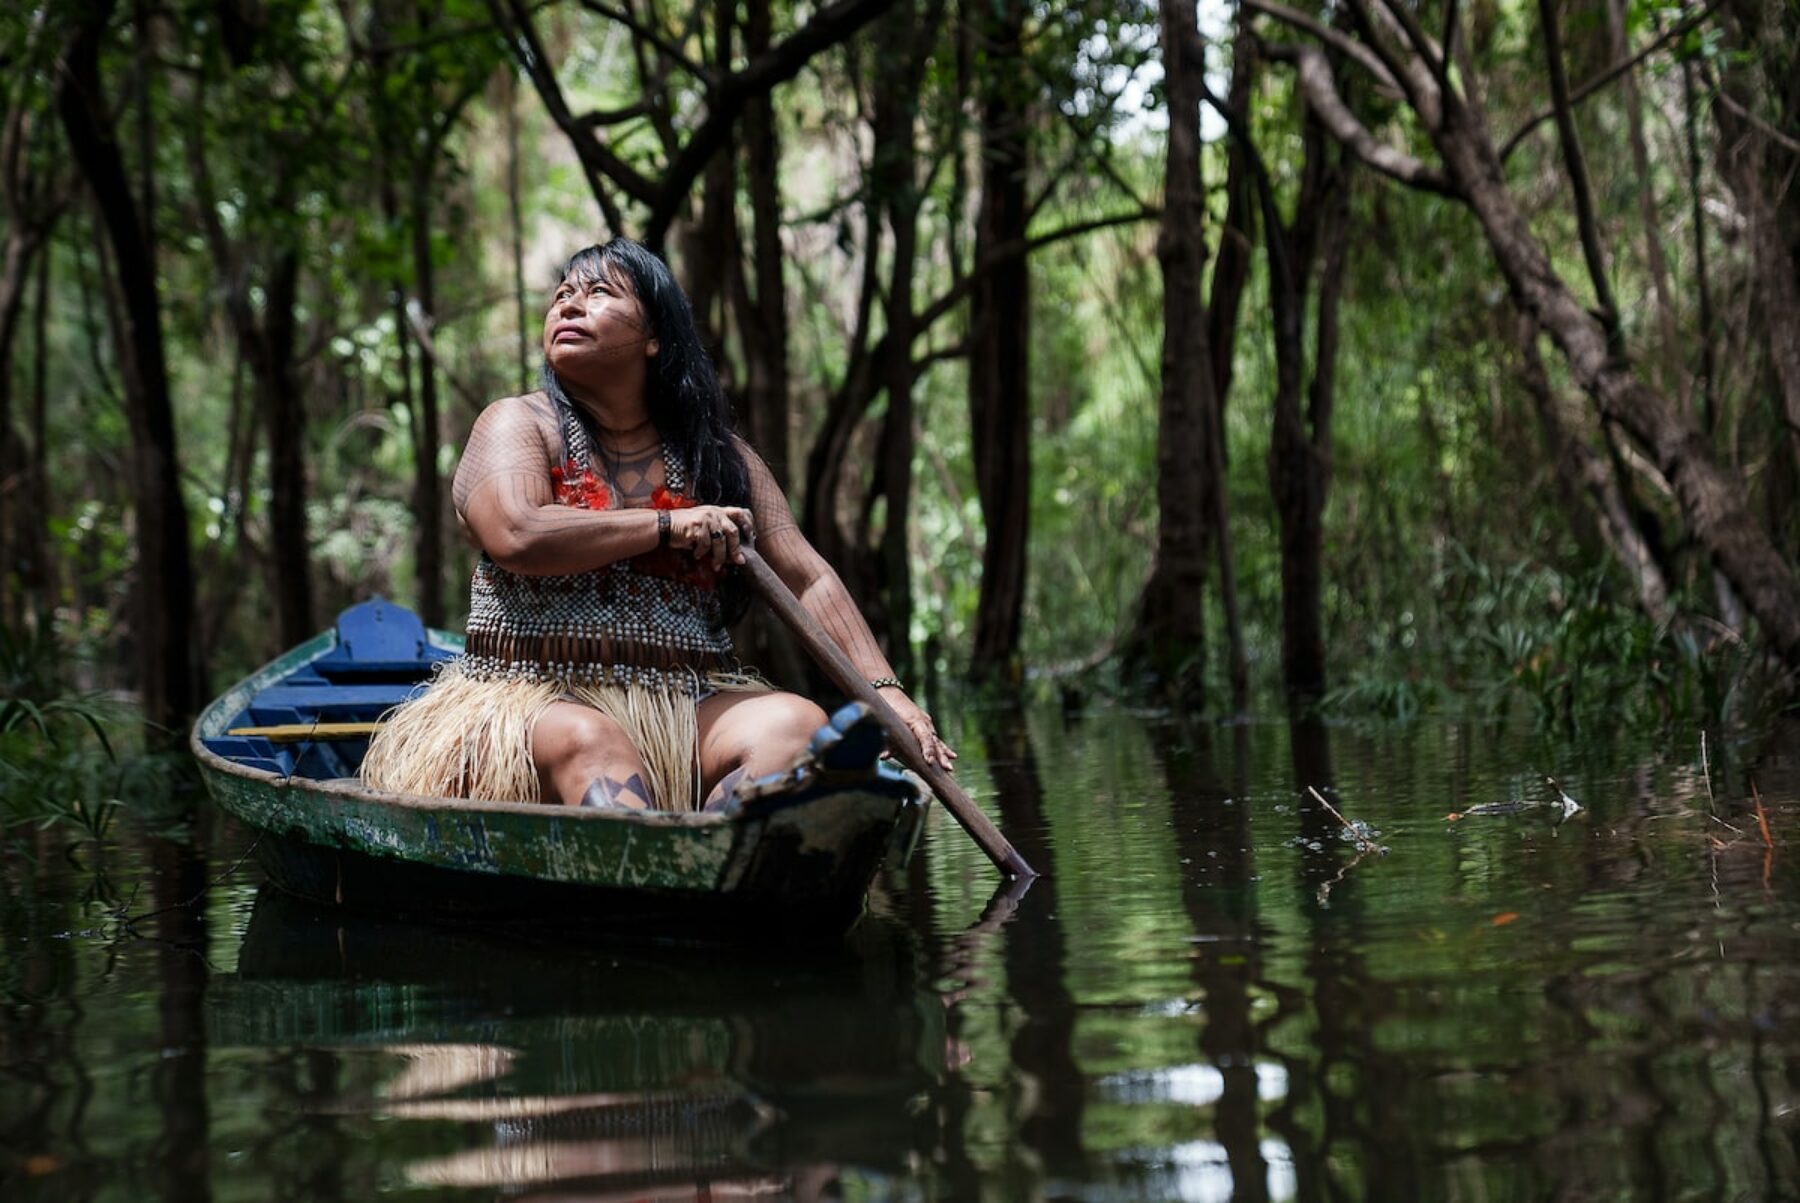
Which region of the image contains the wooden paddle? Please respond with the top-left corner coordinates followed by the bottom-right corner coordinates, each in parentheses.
top-left (738, 544), bottom-right (1038, 881)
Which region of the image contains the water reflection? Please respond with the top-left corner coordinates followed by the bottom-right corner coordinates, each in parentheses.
top-left (980, 707), bottom-right (1089, 1185)
top-left (206, 887), bottom-right (940, 1199)
top-left (7, 714), bottom-right (1800, 1200)
top-left (149, 836), bottom-right (210, 1203)
top-left (1156, 722), bottom-right (1272, 1203)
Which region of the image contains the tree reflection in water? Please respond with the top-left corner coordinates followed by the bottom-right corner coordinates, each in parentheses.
top-left (5, 716), bottom-right (1800, 1199)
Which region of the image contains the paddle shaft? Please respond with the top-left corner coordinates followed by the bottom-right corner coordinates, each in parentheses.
top-left (738, 546), bottom-right (1037, 880)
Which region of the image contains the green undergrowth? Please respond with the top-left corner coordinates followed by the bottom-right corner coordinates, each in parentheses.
top-left (1321, 544), bottom-right (1791, 737)
top-left (0, 623), bottom-right (190, 847)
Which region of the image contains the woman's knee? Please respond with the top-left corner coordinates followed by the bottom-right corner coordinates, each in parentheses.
top-left (749, 694), bottom-right (829, 758)
top-left (531, 704), bottom-right (635, 769)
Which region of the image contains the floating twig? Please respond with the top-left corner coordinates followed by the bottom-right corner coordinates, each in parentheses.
top-left (1306, 785), bottom-right (1384, 855)
top-left (1700, 731), bottom-right (1714, 808)
top-left (1315, 844), bottom-right (1376, 906)
top-left (1752, 779), bottom-right (1774, 891)
top-left (1751, 780), bottom-right (1773, 850)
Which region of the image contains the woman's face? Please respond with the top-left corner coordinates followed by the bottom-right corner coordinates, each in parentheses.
top-left (542, 262), bottom-right (658, 376)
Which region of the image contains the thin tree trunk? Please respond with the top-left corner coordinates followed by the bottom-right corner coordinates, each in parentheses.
top-left (55, 0), bottom-right (201, 733)
top-left (1679, 47), bottom-right (1716, 432)
top-left (1714, 93), bottom-right (1800, 486)
top-left (968, 0), bottom-right (1031, 684)
top-left (1515, 315), bottom-right (1674, 623)
top-left (1538, 0), bottom-right (1619, 344)
top-left (683, 0), bottom-right (737, 367)
top-left (1128, 0), bottom-right (1217, 701)
top-left (1605, 0), bottom-right (1678, 368)
top-left (258, 250), bottom-right (314, 649)
top-left (740, 0), bottom-right (791, 486)
top-left (505, 67), bottom-right (530, 392)
top-left (1714, 0), bottom-right (1800, 485)
top-left (1263, 117), bottom-right (1339, 705)
top-left (409, 173), bottom-right (445, 628)
top-left (1205, 26), bottom-right (1259, 712)
top-left (28, 243), bottom-right (52, 631)
top-left (871, 3), bottom-right (922, 675)
top-left (1208, 32), bottom-right (1257, 412)
top-left (1287, 154), bottom-right (1351, 704)
top-left (0, 228), bottom-right (37, 627)
top-left (800, 188), bottom-right (883, 564)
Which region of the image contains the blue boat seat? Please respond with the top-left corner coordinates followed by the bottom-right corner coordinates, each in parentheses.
top-left (204, 598), bottom-right (450, 778)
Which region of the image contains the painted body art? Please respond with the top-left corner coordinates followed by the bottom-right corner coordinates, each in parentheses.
top-left (581, 771), bottom-right (654, 811)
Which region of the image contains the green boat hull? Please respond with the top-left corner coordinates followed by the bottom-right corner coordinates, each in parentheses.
top-left (192, 622), bottom-right (927, 939)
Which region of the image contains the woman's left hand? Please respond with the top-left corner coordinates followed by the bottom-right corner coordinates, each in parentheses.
top-left (880, 689), bottom-right (957, 772)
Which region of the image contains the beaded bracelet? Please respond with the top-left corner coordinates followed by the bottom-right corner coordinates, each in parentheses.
top-left (657, 509), bottom-right (671, 549)
top-left (868, 676), bottom-right (903, 690)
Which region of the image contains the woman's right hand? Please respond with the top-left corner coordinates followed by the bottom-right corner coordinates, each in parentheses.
top-left (669, 505), bottom-right (755, 568)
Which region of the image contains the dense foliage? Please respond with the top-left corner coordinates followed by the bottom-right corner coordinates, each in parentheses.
top-left (1, 0), bottom-right (1796, 773)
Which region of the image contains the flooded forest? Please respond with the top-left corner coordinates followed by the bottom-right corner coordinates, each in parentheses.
top-left (4, 0), bottom-right (1800, 1199)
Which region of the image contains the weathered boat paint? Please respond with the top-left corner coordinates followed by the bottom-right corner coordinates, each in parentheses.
top-left (192, 600), bottom-right (927, 937)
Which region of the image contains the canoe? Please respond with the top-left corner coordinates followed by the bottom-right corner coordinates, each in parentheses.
top-left (191, 598), bottom-right (929, 939)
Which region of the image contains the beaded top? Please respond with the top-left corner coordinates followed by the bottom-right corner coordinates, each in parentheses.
top-left (461, 409), bottom-right (733, 690)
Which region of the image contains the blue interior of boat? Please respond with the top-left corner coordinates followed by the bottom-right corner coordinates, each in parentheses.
top-left (201, 598), bottom-right (455, 779)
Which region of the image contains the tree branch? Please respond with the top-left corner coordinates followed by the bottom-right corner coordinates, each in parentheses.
top-left (1537, 0), bottom-right (1620, 338)
top-left (643, 0), bottom-right (897, 246)
top-left (916, 207), bottom-right (1158, 330)
top-left (490, 0), bottom-right (626, 235)
top-left (1240, 0), bottom-right (1398, 90)
top-left (576, 101), bottom-right (653, 127)
top-left (1499, 0), bottom-right (1719, 162)
top-left (1261, 43), bottom-right (1459, 197)
top-left (575, 0), bottom-right (710, 81)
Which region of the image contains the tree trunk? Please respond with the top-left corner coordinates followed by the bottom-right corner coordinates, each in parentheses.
top-left (683, 0), bottom-right (737, 369)
top-left (1208, 33), bottom-right (1257, 412)
top-left (0, 226), bottom-right (40, 628)
top-left (1537, 0), bottom-right (1619, 344)
top-left (1515, 316), bottom-right (1673, 623)
top-left (1677, 41), bottom-right (1716, 432)
top-left (504, 67), bottom-right (530, 393)
top-left (1713, 65), bottom-right (1800, 489)
top-left (799, 193), bottom-right (883, 569)
top-left (1288, 154), bottom-right (1350, 704)
top-left (1263, 116), bottom-right (1345, 705)
top-left (1204, 27), bottom-right (1259, 713)
top-left (868, 2), bottom-right (925, 675)
top-left (27, 244), bottom-right (53, 632)
top-left (409, 173), bottom-right (445, 628)
top-left (967, 0), bottom-right (1031, 684)
top-left (1604, 0), bottom-right (1679, 371)
top-left (739, 0), bottom-right (792, 486)
top-left (55, 1), bottom-right (201, 733)
top-left (255, 250), bottom-right (314, 649)
top-left (1427, 81), bottom-right (1800, 665)
top-left (1128, 0), bottom-right (1218, 702)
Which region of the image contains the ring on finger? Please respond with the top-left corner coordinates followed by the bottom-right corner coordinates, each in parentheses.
top-left (710, 529), bottom-right (725, 541)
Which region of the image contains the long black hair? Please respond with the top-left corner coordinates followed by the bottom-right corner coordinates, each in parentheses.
top-left (540, 238), bottom-right (751, 514)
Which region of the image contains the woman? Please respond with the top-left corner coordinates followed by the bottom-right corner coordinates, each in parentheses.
top-left (361, 238), bottom-right (952, 812)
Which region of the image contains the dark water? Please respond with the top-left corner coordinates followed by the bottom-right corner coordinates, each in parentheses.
top-left (4, 710), bottom-right (1799, 1201)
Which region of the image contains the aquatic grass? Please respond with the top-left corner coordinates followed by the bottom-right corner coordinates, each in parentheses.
top-left (0, 620), bottom-right (153, 843)
top-left (0, 622), bottom-right (116, 756)
top-left (1322, 542), bottom-right (1790, 737)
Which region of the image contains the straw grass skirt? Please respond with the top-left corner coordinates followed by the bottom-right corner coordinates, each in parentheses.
top-left (358, 660), bottom-right (767, 812)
